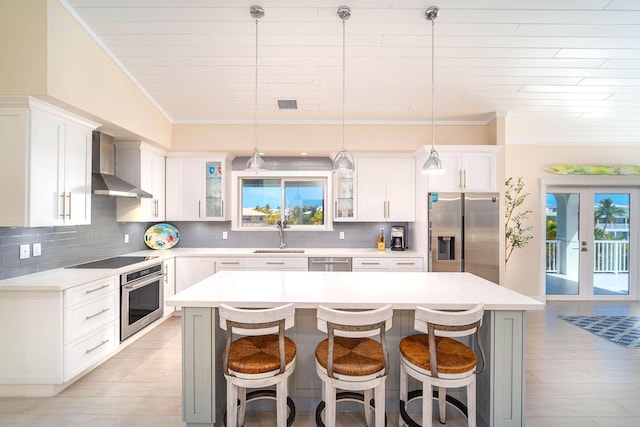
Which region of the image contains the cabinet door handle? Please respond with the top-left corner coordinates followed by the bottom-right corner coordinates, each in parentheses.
top-left (85, 308), bottom-right (110, 320)
top-left (85, 284), bottom-right (110, 294)
top-left (66, 193), bottom-right (72, 219)
top-left (164, 264), bottom-right (170, 283)
top-left (85, 339), bottom-right (110, 354)
top-left (463, 170), bottom-right (467, 188)
top-left (221, 200), bottom-right (224, 217)
top-left (59, 193), bottom-right (66, 218)
top-left (198, 201), bottom-right (201, 218)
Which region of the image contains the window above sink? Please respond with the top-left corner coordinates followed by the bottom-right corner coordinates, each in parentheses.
top-left (231, 171), bottom-right (333, 232)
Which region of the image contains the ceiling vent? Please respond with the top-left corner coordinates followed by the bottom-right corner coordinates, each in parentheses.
top-left (277, 99), bottom-right (298, 110)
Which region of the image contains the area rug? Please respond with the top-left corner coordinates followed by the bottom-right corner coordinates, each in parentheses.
top-left (558, 315), bottom-right (640, 349)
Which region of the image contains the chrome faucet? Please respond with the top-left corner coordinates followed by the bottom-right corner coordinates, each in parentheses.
top-left (276, 219), bottom-right (288, 249)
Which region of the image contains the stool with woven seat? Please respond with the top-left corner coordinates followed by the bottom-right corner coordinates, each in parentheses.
top-left (219, 303), bottom-right (297, 427)
top-left (315, 304), bottom-right (393, 427)
top-left (399, 304), bottom-right (485, 427)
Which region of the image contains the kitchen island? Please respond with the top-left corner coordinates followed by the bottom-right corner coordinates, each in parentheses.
top-left (166, 270), bottom-right (543, 427)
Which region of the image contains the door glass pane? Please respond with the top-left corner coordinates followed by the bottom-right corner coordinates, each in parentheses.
top-left (593, 193), bottom-right (630, 295)
top-left (546, 193), bottom-right (580, 295)
top-left (205, 161), bottom-right (222, 217)
top-left (284, 180), bottom-right (325, 225)
top-left (241, 179), bottom-right (281, 227)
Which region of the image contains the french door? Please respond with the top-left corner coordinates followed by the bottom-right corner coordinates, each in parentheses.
top-left (545, 186), bottom-right (637, 300)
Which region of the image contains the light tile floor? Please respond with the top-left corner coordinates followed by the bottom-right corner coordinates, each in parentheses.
top-left (1, 301), bottom-right (639, 426)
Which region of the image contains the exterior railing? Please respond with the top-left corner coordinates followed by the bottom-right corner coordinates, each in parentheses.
top-left (546, 240), bottom-right (629, 273)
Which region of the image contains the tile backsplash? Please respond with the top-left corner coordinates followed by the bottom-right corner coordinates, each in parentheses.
top-left (0, 196), bottom-right (409, 280)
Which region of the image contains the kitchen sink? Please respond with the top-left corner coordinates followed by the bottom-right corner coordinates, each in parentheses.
top-left (252, 249), bottom-right (305, 254)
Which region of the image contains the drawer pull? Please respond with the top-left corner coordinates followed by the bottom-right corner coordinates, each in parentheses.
top-left (266, 262), bottom-right (285, 265)
top-left (220, 262), bottom-right (240, 265)
top-left (85, 339), bottom-right (110, 354)
top-left (85, 308), bottom-right (110, 320)
top-left (360, 262), bottom-right (381, 265)
top-left (85, 284), bottom-right (110, 294)
top-left (395, 262), bottom-right (416, 265)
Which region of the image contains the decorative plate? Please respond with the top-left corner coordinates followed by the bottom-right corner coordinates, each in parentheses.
top-left (144, 223), bottom-right (180, 250)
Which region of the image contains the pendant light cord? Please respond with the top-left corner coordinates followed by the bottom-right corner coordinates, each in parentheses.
top-left (431, 16), bottom-right (435, 150)
top-left (342, 16), bottom-right (346, 151)
top-left (254, 16), bottom-right (259, 153)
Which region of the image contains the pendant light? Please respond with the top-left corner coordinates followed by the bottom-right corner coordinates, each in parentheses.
top-left (422, 6), bottom-right (445, 174)
top-left (333, 6), bottom-right (355, 172)
top-left (245, 5), bottom-right (267, 173)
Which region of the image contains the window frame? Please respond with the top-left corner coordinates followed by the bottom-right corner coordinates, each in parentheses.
top-left (231, 170), bottom-right (334, 231)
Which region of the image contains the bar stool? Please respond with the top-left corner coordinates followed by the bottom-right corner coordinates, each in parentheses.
top-left (315, 304), bottom-right (393, 427)
top-left (399, 304), bottom-right (485, 427)
top-left (219, 303), bottom-right (297, 427)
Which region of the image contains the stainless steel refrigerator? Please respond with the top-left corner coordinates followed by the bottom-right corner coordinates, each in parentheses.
top-left (428, 192), bottom-right (500, 283)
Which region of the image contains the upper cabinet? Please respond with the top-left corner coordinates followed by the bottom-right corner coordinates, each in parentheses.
top-left (356, 157), bottom-right (415, 222)
top-left (165, 153), bottom-right (233, 221)
top-left (426, 146), bottom-right (499, 192)
top-left (115, 142), bottom-right (166, 222)
top-left (0, 97), bottom-right (98, 227)
top-left (333, 169), bottom-right (356, 222)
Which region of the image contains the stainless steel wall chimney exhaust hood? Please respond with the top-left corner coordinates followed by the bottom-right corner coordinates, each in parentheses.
top-left (92, 132), bottom-right (152, 198)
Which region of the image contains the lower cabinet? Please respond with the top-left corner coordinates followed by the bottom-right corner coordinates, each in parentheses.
top-left (352, 257), bottom-right (424, 272)
top-left (243, 258), bottom-right (308, 271)
top-left (215, 258), bottom-right (244, 272)
top-left (175, 257), bottom-right (216, 293)
top-left (63, 276), bottom-right (119, 381)
top-left (163, 258), bottom-right (176, 317)
top-left (0, 275), bottom-right (119, 396)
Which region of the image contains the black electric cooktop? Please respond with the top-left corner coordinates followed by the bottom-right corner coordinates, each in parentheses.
top-left (66, 256), bottom-right (158, 269)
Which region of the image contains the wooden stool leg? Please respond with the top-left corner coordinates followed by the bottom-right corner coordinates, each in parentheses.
top-left (422, 380), bottom-right (432, 427)
top-left (276, 379), bottom-right (287, 427)
top-left (364, 388), bottom-right (373, 426)
top-left (237, 387), bottom-right (246, 426)
top-left (374, 383), bottom-right (385, 427)
top-left (227, 381), bottom-right (237, 427)
top-left (324, 381), bottom-right (336, 427)
top-left (398, 363), bottom-right (407, 427)
top-left (468, 377), bottom-right (477, 427)
top-left (438, 386), bottom-right (446, 424)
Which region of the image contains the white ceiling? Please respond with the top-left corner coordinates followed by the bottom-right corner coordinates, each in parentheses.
top-left (63, 0), bottom-right (640, 144)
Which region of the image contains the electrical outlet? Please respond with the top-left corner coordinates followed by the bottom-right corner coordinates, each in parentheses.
top-left (339, 232), bottom-right (345, 240)
top-left (33, 243), bottom-right (42, 257)
top-left (222, 232), bottom-right (228, 240)
top-left (124, 234), bottom-right (129, 244)
top-left (19, 244), bottom-right (30, 259)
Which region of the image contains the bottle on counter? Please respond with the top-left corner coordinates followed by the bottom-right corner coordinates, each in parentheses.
top-left (377, 228), bottom-right (385, 251)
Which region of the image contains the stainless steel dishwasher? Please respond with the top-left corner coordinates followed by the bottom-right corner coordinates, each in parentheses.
top-left (308, 257), bottom-right (352, 272)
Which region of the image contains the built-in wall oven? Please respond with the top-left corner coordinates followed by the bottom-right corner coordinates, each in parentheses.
top-left (120, 262), bottom-right (164, 341)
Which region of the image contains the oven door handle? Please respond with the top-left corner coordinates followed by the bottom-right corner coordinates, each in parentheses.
top-left (123, 274), bottom-right (164, 291)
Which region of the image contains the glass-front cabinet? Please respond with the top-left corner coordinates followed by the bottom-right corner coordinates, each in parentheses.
top-left (166, 153), bottom-right (232, 221)
top-left (334, 169), bottom-right (356, 221)
top-left (205, 161), bottom-right (223, 218)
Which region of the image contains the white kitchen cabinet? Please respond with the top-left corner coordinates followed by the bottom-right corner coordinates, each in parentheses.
top-left (63, 276), bottom-right (118, 381)
top-left (333, 169), bottom-right (356, 221)
top-left (215, 258), bottom-right (245, 272)
top-left (243, 258), bottom-right (308, 271)
top-left (115, 142), bottom-right (166, 222)
top-left (426, 147), bottom-right (498, 192)
top-left (352, 257), bottom-right (423, 272)
top-left (163, 258), bottom-right (176, 317)
top-left (0, 97), bottom-right (98, 227)
top-left (0, 275), bottom-right (118, 395)
top-left (166, 153), bottom-right (232, 221)
top-left (174, 257), bottom-right (216, 293)
top-left (356, 157), bottom-right (415, 222)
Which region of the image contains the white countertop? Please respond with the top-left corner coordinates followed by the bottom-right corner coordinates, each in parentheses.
top-left (166, 271), bottom-right (543, 311)
top-left (0, 247), bottom-right (423, 291)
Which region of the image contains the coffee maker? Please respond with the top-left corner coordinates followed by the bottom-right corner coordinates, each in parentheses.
top-left (390, 226), bottom-right (406, 251)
